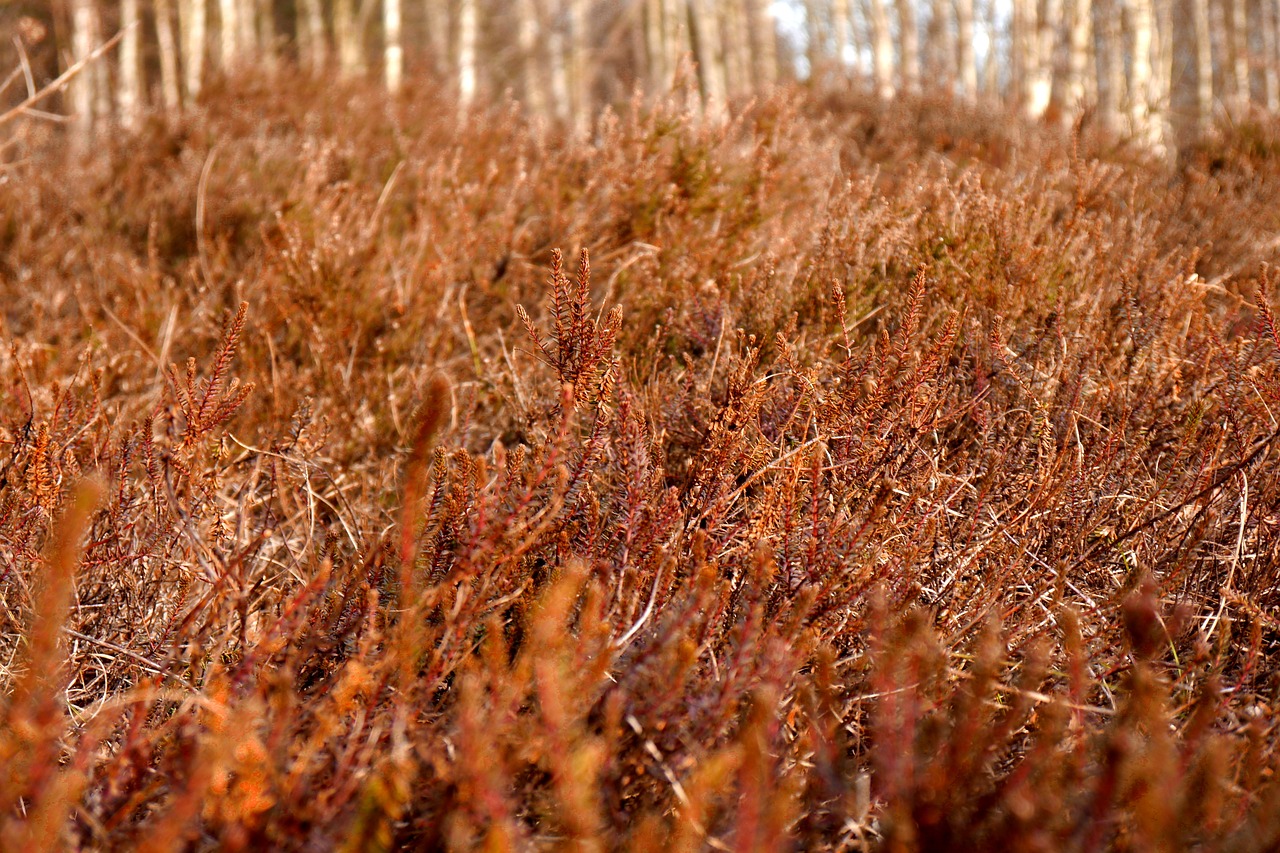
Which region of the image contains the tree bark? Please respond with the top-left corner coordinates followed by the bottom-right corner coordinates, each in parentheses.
top-left (334, 0), bottom-right (365, 77)
top-left (1261, 0), bottom-right (1280, 109)
top-left (896, 0), bottom-right (921, 93)
top-left (982, 0), bottom-right (1000, 95)
top-left (1128, 0), bottom-right (1165, 149)
top-left (518, 0), bottom-right (547, 112)
top-left (568, 0), bottom-right (591, 129)
top-left (690, 0), bottom-right (728, 114)
top-left (385, 0), bottom-right (404, 92)
top-left (833, 0), bottom-right (852, 77)
top-left (220, 0), bottom-right (240, 67)
top-left (745, 0), bottom-right (777, 86)
top-left (425, 0), bottom-right (450, 75)
top-left (181, 0), bottom-right (207, 99)
top-left (1095, 0), bottom-right (1126, 131)
top-left (458, 0), bottom-right (478, 113)
top-left (1026, 0), bottom-right (1062, 118)
top-left (955, 0), bottom-right (978, 97)
top-left (155, 0), bottom-right (182, 111)
top-left (69, 0), bottom-right (99, 147)
top-left (868, 0), bottom-right (896, 97)
top-left (926, 1), bottom-right (956, 91)
top-left (1226, 0), bottom-right (1250, 109)
top-left (1059, 0), bottom-right (1092, 121)
top-left (722, 0), bottom-right (752, 94)
top-left (804, 0), bottom-right (822, 77)
top-left (298, 0), bottom-right (327, 71)
top-left (120, 0), bottom-right (142, 127)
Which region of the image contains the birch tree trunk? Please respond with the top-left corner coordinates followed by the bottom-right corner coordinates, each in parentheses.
top-left (458, 0), bottom-right (478, 113)
top-left (69, 0), bottom-right (99, 147)
top-left (1191, 0), bottom-right (1213, 125)
top-left (691, 0), bottom-right (728, 114)
top-left (1226, 0), bottom-right (1250, 109)
top-left (833, 0), bottom-right (852, 76)
top-left (896, 0), bottom-right (921, 93)
top-left (119, 0), bottom-right (142, 127)
top-left (155, 0), bottom-right (182, 111)
top-left (1261, 0), bottom-right (1280, 109)
top-left (299, 0), bottom-right (327, 71)
top-left (1095, 0), bottom-right (1126, 130)
top-left (181, 0), bottom-right (207, 99)
top-left (746, 0), bottom-right (777, 86)
top-left (1171, 0), bottom-right (1203, 145)
top-left (220, 0), bottom-right (240, 67)
top-left (425, 0), bottom-right (450, 75)
top-left (1152, 0), bottom-right (1173, 134)
top-left (334, 0), bottom-right (365, 77)
top-left (1059, 0), bottom-right (1092, 121)
top-left (955, 0), bottom-right (978, 97)
top-left (722, 0), bottom-right (752, 94)
top-left (1128, 0), bottom-right (1164, 149)
top-left (238, 0), bottom-right (258, 60)
top-left (255, 0), bottom-right (277, 70)
top-left (645, 0), bottom-right (666, 89)
top-left (1026, 0), bottom-right (1062, 118)
top-left (518, 0), bottom-right (548, 112)
top-left (385, 0), bottom-right (404, 92)
top-left (926, 2), bottom-right (956, 91)
top-left (1012, 0), bottom-right (1033, 109)
top-left (568, 0), bottom-right (591, 130)
top-left (982, 0), bottom-right (1000, 94)
top-left (868, 0), bottom-right (896, 97)
top-left (804, 0), bottom-right (824, 77)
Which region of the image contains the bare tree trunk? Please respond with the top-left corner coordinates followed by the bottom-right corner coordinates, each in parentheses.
top-left (458, 0), bottom-right (478, 113)
top-left (1055, 0), bottom-right (1092, 122)
top-left (1152, 0), bottom-right (1173, 134)
top-left (69, 0), bottom-right (99, 148)
top-left (549, 0), bottom-right (571, 117)
top-left (1012, 0), bottom-right (1033, 109)
top-left (1171, 0), bottom-right (1203, 145)
top-left (568, 0), bottom-right (591, 129)
top-left (926, 1), bottom-right (956, 92)
top-left (896, 0), bottom-right (921, 93)
top-left (120, 0), bottom-right (142, 128)
top-left (804, 0), bottom-right (824, 78)
top-left (982, 0), bottom-right (1001, 95)
top-left (1026, 0), bottom-right (1062, 117)
top-left (833, 0), bottom-right (852, 76)
top-left (868, 0), bottom-right (895, 97)
top-left (1191, 0), bottom-right (1214, 124)
top-left (220, 0), bottom-right (240, 67)
top-left (644, 0), bottom-right (667, 88)
top-left (425, 0), bottom-right (450, 75)
top-left (1128, 0), bottom-right (1165, 149)
top-left (237, 0), bottom-right (257, 60)
top-left (1226, 0), bottom-right (1250, 109)
top-left (518, 0), bottom-right (547, 111)
top-left (255, 0), bottom-right (277, 70)
top-left (1095, 0), bottom-right (1126, 130)
top-left (334, 0), bottom-right (365, 77)
top-left (955, 0), bottom-right (978, 97)
top-left (181, 0), bottom-right (207, 99)
top-left (385, 0), bottom-right (404, 92)
top-left (745, 0), bottom-right (777, 86)
top-left (722, 0), bottom-right (752, 94)
top-left (298, 0), bottom-right (327, 71)
top-left (690, 0), bottom-right (728, 113)
top-left (155, 0), bottom-right (182, 111)
top-left (1261, 0), bottom-right (1280, 109)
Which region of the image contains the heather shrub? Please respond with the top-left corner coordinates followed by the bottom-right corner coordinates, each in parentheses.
top-left (1, 79), bottom-right (1279, 850)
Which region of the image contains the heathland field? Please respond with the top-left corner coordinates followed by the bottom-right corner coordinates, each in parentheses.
top-left (3, 78), bottom-right (1280, 849)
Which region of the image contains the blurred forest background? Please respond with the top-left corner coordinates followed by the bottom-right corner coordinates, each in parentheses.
top-left (4, 0), bottom-right (1280, 154)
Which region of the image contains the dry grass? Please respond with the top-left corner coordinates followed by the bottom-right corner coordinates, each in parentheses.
top-left (1, 74), bottom-right (1280, 850)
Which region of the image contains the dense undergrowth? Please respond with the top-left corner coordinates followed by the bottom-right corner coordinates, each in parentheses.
top-left (2, 74), bottom-right (1280, 850)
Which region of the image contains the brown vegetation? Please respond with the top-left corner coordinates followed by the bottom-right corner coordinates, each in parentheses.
top-left (2, 76), bottom-right (1280, 849)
